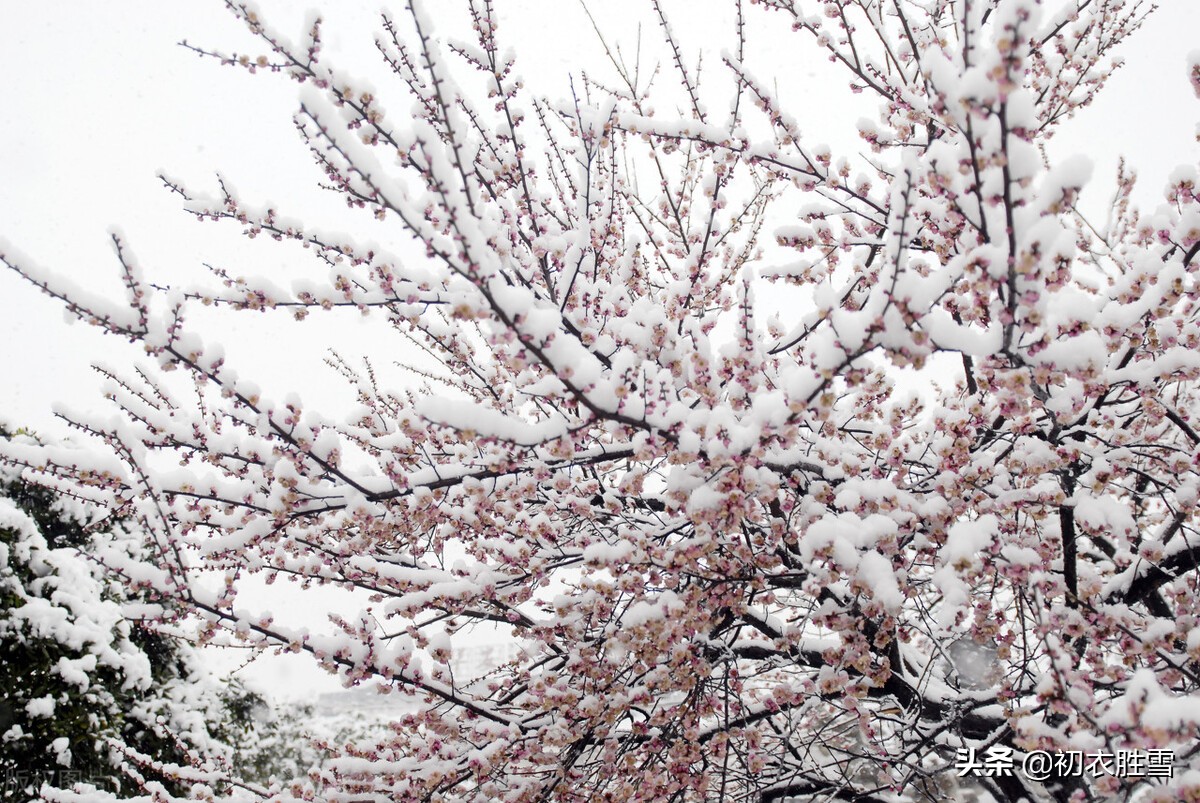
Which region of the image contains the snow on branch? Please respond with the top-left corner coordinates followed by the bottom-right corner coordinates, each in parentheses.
top-left (4, 0), bottom-right (1200, 801)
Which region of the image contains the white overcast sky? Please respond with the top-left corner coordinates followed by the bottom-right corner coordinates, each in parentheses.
top-left (1, 0), bottom-right (1197, 696)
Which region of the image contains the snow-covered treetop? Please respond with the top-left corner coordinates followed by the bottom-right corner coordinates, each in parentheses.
top-left (3, 1), bottom-right (1200, 800)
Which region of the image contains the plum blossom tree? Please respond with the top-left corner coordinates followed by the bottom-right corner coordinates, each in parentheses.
top-left (3, 0), bottom-right (1200, 800)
